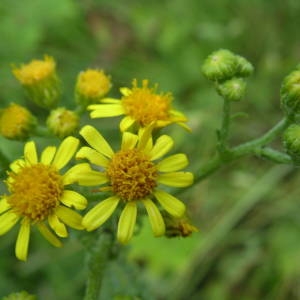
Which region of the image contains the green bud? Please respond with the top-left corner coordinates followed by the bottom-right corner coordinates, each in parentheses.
top-left (217, 77), bottom-right (246, 101)
top-left (283, 124), bottom-right (300, 165)
top-left (201, 49), bottom-right (237, 82)
top-left (3, 291), bottom-right (36, 300)
top-left (47, 107), bottom-right (79, 139)
top-left (280, 70), bottom-right (300, 119)
top-left (235, 55), bottom-right (254, 77)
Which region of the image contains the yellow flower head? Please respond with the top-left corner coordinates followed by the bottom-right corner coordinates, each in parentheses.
top-left (12, 55), bottom-right (56, 86)
top-left (0, 137), bottom-right (92, 261)
top-left (0, 103), bottom-right (36, 140)
top-left (47, 107), bottom-right (79, 139)
top-left (76, 69), bottom-right (112, 105)
top-left (87, 79), bottom-right (189, 131)
top-left (77, 125), bottom-right (194, 244)
top-left (12, 55), bottom-right (60, 108)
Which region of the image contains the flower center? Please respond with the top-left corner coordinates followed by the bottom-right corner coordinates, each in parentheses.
top-left (122, 79), bottom-right (172, 126)
top-left (7, 163), bottom-right (64, 221)
top-left (106, 149), bottom-right (157, 201)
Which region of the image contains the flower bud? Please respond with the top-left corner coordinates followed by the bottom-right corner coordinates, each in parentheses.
top-left (235, 55), bottom-right (254, 77)
top-left (201, 49), bottom-right (238, 82)
top-left (12, 55), bottom-right (60, 109)
top-left (216, 77), bottom-right (246, 101)
top-left (75, 69), bottom-right (112, 106)
top-left (280, 70), bottom-right (300, 119)
top-left (47, 107), bottom-right (79, 139)
top-left (0, 103), bottom-right (36, 140)
top-left (3, 291), bottom-right (36, 300)
top-left (283, 124), bottom-right (300, 165)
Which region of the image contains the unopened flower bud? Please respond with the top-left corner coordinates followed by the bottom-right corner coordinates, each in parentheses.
top-left (280, 70), bottom-right (300, 119)
top-left (235, 55), bottom-right (254, 77)
top-left (283, 124), bottom-right (300, 165)
top-left (0, 103), bottom-right (36, 140)
top-left (3, 291), bottom-right (36, 300)
top-left (201, 49), bottom-right (237, 82)
top-left (12, 55), bottom-right (60, 109)
top-left (47, 107), bottom-right (79, 139)
top-left (217, 77), bottom-right (246, 101)
top-left (75, 69), bottom-right (112, 106)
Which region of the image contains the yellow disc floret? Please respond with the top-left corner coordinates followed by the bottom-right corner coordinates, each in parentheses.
top-left (0, 103), bottom-right (36, 140)
top-left (107, 149), bottom-right (157, 201)
top-left (76, 69), bottom-right (112, 102)
top-left (12, 55), bottom-right (56, 86)
top-left (7, 163), bottom-right (64, 221)
top-left (122, 79), bottom-right (172, 126)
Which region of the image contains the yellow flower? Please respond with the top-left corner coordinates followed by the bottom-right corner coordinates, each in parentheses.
top-left (12, 55), bottom-right (56, 86)
top-left (12, 55), bottom-right (60, 108)
top-left (0, 136), bottom-right (93, 261)
top-left (0, 103), bottom-right (36, 140)
top-left (87, 79), bottom-right (189, 131)
top-left (77, 125), bottom-right (193, 244)
top-left (76, 69), bottom-right (112, 105)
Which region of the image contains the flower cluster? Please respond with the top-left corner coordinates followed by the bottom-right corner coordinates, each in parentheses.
top-left (0, 55), bottom-right (195, 260)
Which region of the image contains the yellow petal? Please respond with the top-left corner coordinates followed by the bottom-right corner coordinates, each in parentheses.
top-left (121, 132), bottom-right (138, 150)
top-left (24, 141), bottom-right (38, 164)
top-left (156, 154), bottom-right (188, 172)
top-left (117, 202), bottom-right (137, 244)
top-left (153, 190), bottom-right (186, 218)
top-left (0, 197), bottom-right (11, 214)
top-left (37, 222), bottom-right (62, 247)
top-left (62, 163), bottom-right (92, 185)
top-left (15, 218), bottom-right (30, 261)
top-left (66, 170), bottom-right (108, 186)
top-left (149, 135), bottom-right (174, 160)
top-left (120, 116), bottom-right (135, 132)
top-left (120, 87), bottom-right (132, 96)
top-left (76, 146), bottom-right (109, 167)
top-left (41, 146), bottom-right (56, 165)
top-left (158, 172), bottom-right (194, 187)
top-left (137, 124), bottom-right (154, 151)
top-left (89, 104), bottom-right (125, 118)
top-left (142, 199), bottom-right (165, 237)
top-left (0, 211), bottom-right (19, 235)
top-left (99, 97), bottom-right (120, 104)
top-left (48, 214), bottom-right (68, 237)
top-left (52, 136), bottom-right (79, 170)
top-left (80, 125), bottom-right (114, 158)
top-left (82, 196), bottom-right (119, 231)
top-left (55, 206), bottom-right (84, 230)
top-left (60, 190), bottom-right (87, 210)
top-left (9, 159), bottom-right (25, 173)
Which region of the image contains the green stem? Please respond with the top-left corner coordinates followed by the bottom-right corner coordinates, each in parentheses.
top-left (192, 118), bottom-right (290, 186)
top-left (84, 232), bottom-right (114, 300)
top-left (218, 98), bottom-right (231, 155)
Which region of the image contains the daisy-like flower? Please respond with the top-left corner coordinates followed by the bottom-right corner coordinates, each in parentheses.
top-left (77, 125), bottom-right (193, 244)
top-left (87, 79), bottom-right (189, 131)
top-left (0, 136), bottom-right (93, 261)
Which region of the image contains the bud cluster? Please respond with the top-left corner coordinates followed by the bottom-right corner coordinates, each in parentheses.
top-left (202, 49), bottom-right (253, 101)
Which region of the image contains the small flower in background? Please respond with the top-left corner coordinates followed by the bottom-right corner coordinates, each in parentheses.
top-left (75, 69), bottom-right (112, 106)
top-left (47, 107), bottom-right (80, 139)
top-left (76, 125), bottom-right (193, 244)
top-left (0, 103), bottom-right (36, 140)
top-left (12, 55), bottom-right (60, 108)
top-left (2, 290), bottom-right (36, 300)
top-left (0, 136), bottom-right (93, 261)
top-left (87, 79), bottom-right (189, 132)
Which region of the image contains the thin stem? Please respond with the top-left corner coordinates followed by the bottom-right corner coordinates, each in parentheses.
top-left (254, 147), bottom-right (292, 164)
top-left (84, 232), bottom-right (114, 300)
top-left (218, 98), bottom-right (231, 154)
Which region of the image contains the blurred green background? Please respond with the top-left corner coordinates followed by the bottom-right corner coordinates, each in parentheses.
top-left (1, 0), bottom-right (300, 299)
